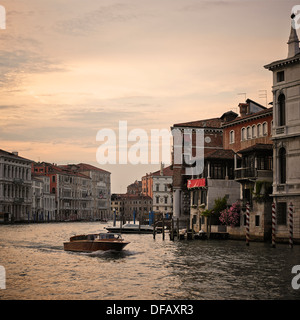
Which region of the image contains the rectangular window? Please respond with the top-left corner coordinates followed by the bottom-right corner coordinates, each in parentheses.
top-left (277, 71), bottom-right (285, 82)
top-left (277, 202), bottom-right (287, 225)
top-left (192, 190), bottom-right (198, 206)
top-left (255, 215), bottom-right (260, 227)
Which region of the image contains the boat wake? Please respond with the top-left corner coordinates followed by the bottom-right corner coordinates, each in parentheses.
top-left (80, 249), bottom-right (137, 259)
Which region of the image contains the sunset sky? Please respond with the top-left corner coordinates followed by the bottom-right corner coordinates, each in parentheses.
top-left (0, 0), bottom-right (299, 192)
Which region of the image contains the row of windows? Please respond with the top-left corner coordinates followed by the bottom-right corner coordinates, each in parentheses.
top-left (229, 122), bottom-right (269, 144)
top-left (155, 196), bottom-right (172, 204)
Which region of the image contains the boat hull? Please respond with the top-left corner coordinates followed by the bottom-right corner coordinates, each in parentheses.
top-left (63, 240), bottom-right (129, 252)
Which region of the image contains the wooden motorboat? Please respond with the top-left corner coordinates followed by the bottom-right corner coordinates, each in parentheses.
top-left (63, 233), bottom-right (130, 252)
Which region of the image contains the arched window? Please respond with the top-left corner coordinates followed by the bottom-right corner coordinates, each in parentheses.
top-left (246, 126), bottom-right (251, 139)
top-left (278, 94), bottom-right (286, 126)
top-left (257, 123), bottom-right (262, 137)
top-left (279, 147), bottom-right (286, 184)
top-left (241, 128), bottom-right (246, 141)
top-left (229, 130), bottom-right (235, 144)
top-left (252, 125), bottom-right (257, 138)
top-left (262, 122), bottom-right (268, 136)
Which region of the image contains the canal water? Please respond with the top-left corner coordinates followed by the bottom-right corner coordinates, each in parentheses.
top-left (0, 222), bottom-right (300, 300)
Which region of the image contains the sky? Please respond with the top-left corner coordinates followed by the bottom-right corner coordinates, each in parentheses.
top-left (0, 0), bottom-right (299, 193)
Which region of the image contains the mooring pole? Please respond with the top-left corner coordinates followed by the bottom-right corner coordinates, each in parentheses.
top-left (246, 202), bottom-right (250, 246)
top-left (289, 202), bottom-right (293, 249)
top-left (272, 202), bottom-right (276, 248)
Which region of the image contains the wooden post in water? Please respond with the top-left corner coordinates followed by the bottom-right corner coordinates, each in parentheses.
top-left (162, 218), bottom-right (165, 240)
top-left (171, 218), bottom-right (174, 241)
top-left (186, 218), bottom-right (189, 240)
top-left (153, 222), bottom-right (156, 239)
top-left (192, 223), bottom-right (194, 240)
top-left (120, 213), bottom-right (123, 234)
top-left (139, 214), bottom-right (141, 234)
top-left (177, 218), bottom-right (180, 240)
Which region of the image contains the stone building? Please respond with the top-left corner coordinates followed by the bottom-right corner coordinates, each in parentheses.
top-left (32, 175), bottom-right (56, 222)
top-left (264, 15), bottom-right (300, 243)
top-left (0, 150), bottom-right (32, 222)
top-left (152, 164), bottom-right (173, 218)
top-left (127, 180), bottom-right (142, 195)
top-left (111, 193), bottom-right (152, 222)
top-left (32, 162), bottom-right (92, 221)
top-left (60, 164), bottom-right (111, 221)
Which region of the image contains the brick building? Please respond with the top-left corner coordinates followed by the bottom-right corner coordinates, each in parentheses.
top-left (171, 114), bottom-right (238, 227)
top-left (222, 101), bottom-right (274, 240)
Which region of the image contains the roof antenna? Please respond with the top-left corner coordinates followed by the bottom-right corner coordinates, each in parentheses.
top-left (237, 93), bottom-right (247, 101)
top-left (259, 90), bottom-right (268, 107)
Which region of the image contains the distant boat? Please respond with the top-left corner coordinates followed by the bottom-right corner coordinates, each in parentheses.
top-left (63, 233), bottom-right (130, 252)
top-left (105, 223), bottom-right (160, 234)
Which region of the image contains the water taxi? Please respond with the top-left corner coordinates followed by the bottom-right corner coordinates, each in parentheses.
top-left (63, 233), bottom-right (130, 252)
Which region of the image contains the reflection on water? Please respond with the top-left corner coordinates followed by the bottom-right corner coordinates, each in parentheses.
top-left (0, 222), bottom-right (300, 300)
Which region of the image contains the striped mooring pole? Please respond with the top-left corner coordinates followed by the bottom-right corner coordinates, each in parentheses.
top-left (289, 202), bottom-right (294, 249)
top-left (272, 202), bottom-right (276, 248)
top-left (246, 202), bottom-right (250, 246)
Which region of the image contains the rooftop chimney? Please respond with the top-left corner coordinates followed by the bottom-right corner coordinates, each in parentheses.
top-left (238, 103), bottom-right (249, 117)
top-left (12, 151), bottom-right (18, 156)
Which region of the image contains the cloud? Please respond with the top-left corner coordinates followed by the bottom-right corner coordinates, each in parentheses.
top-left (0, 49), bottom-right (68, 91)
top-left (55, 3), bottom-right (140, 36)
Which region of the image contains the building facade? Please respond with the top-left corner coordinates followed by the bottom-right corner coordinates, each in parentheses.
top-left (0, 150), bottom-right (32, 222)
top-left (222, 102), bottom-right (274, 240)
top-left (32, 162), bottom-right (92, 221)
top-left (152, 164), bottom-right (173, 217)
top-left (264, 16), bottom-right (300, 243)
top-left (171, 114), bottom-right (239, 227)
top-left (111, 193), bottom-right (152, 223)
top-left (61, 164), bottom-right (111, 221)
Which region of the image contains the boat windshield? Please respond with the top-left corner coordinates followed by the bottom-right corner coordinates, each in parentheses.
top-left (98, 233), bottom-right (122, 240)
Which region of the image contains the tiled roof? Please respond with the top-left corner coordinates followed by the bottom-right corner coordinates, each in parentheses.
top-left (238, 143), bottom-right (273, 154)
top-left (152, 165), bottom-right (173, 176)
top-left (205, 149), bottom-right (239, 160)
top-left (173, 117), bottom-right (223, 129)
top-left (222, 107), bottom-right (273, 127)
top-left (59, 163), bottom-right (110, 174)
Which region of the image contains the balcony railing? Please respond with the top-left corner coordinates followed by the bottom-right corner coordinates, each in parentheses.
top-left (235, 167), bottom-right (272, 181)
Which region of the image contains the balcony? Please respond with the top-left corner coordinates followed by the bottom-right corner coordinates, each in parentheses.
top-left (14, 197), bottom-right (24, 204)
top-left (235, 167), bottom-right (273, 181)
top-left (13, 178), bottom-right (24, 184)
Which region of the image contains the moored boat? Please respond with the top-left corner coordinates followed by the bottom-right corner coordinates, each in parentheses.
top-left (63, 233), bottom-right (130, 252)
top-left (105, 223), bottom-right (160, 234)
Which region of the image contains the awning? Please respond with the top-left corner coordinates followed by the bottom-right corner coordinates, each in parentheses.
top-left (187, 178), bottom-right (206, 189)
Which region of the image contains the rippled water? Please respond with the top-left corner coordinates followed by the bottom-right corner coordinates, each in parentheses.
top-left (0, 222), bottom-right (300, 300)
